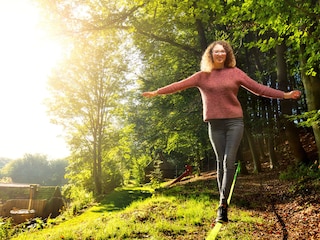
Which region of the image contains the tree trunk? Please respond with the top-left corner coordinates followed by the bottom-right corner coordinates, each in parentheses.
top-left (300, 73), bottom-right (320, 162)
top-left (195, 19), bottom-right (208, 52)
top-left (276, 42), bottom-right (310, 164)
top-left (265, 97), bottom-right (280, 169)
top-left (268, 135), bottom-right (279, 169)
top-left (237, 143), bottom-right (249, 175)
top-left (92, 140), bottom-right (100, 195)
top-left (256, 136), bottom-right (266, 161)
top-left (93, 126), bottom-right (102, 196)
top-left (299, 42), bottom-right (320, 162)
top-left (245, 129), bottom-right (261, 173)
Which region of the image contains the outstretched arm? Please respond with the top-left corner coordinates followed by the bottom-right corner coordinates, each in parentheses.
top-left (283, 90), bottom-right (301, 100)
top-left (142, 72), bottom-right (203, 98)
top-left (238, 68), bottom-right (302, 100)
top-left (142, 90), bottom-right (159, 98)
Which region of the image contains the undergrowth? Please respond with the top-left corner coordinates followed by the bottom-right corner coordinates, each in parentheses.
top-left (279, 162), bottom-right (320, 194)
top-left (0, 217), bottom-right (13, 239)
top-left (279, 162), bottom-right (320, 181)
top-left (9, 180), bottom-right (267, 240)
top-left (4, 163), bottom-right (319, 239)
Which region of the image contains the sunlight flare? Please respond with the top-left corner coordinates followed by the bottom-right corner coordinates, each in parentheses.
top-left (0, 0), bottom-right (68, 159)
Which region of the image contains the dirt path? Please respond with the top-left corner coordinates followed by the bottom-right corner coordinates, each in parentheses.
top-left (232, 170), bottom-right (320, 240)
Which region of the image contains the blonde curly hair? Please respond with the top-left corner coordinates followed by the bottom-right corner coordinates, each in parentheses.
top-left (200, 40), bottom-right (236, 72)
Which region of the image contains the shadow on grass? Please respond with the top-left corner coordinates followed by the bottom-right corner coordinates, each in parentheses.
top-left (155, 178), bottom-right (220, 201)
top-left (95, 175), bottom-right (220, 214)
top-left (93, 189), bottom-right (152, 212)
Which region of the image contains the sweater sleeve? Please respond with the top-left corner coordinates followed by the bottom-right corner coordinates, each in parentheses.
top-left (237, 68), bottom-right (285, 99)
top-left (157, 71), bottom-right (202, 94)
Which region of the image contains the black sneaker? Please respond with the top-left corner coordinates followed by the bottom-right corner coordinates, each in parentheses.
top-left (216, 205), bottom-right (228, 223)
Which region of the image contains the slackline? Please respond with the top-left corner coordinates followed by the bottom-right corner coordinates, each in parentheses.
top-left (205, 163), bottom-right (241, 240)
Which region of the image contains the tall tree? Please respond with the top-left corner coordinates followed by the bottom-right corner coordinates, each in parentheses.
top-left (276, 42), bottom-right (309, 164)
top-left (46, 33), bottom-right (131, 195)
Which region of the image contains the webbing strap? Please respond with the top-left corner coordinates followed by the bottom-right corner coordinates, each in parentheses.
top-left (227, 163), bottom-right (240, 205)
top-left (206, 163), bottom-right (241, 240)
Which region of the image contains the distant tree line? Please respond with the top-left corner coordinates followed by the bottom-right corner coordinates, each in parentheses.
top-left (0, 154), bottom-right (67, 186)
top-left (0, 158), bottom-right (11, 169)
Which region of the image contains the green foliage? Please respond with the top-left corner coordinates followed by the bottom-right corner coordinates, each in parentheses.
top-left (148, 159), bottom-right (163, 187)
top-left (61, 184), bottom-right (94, 217)
top-left (280, 162), bottom-right (320, 181)
top-left (279, 162), bottom-right (320, 197)
top-left (0, 218), bottom-right (13, 240)
top-left (130, 155), bottom-right (149, 185)
top-left (286, 110), bottom-right (320, 128)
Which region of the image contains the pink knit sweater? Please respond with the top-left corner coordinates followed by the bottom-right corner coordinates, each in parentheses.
top-left (157, 67), bottom-right (285, 121)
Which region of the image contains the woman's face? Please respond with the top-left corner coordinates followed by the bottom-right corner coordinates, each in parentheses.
top-left (212, 44), bottom-right (227, 68)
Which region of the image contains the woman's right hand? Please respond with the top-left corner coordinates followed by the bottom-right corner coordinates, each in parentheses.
top-left (142, 91), bottom-right (158, 98)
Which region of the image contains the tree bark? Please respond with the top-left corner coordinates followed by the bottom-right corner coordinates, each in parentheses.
top-left (237, 143), bottom-right (249, 175)
top-left (245, 129), bottom-right (261, 173)
top-left (195, 19), bottom-right (208, 52)
top-left (276, 42), bottom-right (309, 164)
top-left (299, 41), bottom-right (320, 161)
top-left (268, 135), bottom-right (279, 169)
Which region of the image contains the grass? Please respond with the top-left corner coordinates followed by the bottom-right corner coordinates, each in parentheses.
top-left (9, 180), bottom-right (269, 240)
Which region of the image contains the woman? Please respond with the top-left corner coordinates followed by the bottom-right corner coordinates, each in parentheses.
top-left (142, 40), bottom-right (301, 223)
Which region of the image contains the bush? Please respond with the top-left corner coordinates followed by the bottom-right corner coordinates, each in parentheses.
top-left (61, 185), bottom-right (94, 217)
top-left (0, 218), bottom-right (13, 240)
top-left (280, 162), bottom-right (320, 181)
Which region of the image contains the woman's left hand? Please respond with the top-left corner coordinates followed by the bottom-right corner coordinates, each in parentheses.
top-left (284, 90), bottom-right (301, 99)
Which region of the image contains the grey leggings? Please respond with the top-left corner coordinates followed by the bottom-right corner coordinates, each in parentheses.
top-left (208, 118), bottom-right (244, 205)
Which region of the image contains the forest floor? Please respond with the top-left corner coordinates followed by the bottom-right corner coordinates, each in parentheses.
top-left (237, 133), bottom-right (320, 240)
top-left (230, 168), bottom-right (319, 239)
top-left (177, 131), bottom-right (320, 239)
top-left (175, 163), bottom-right (320, 239)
